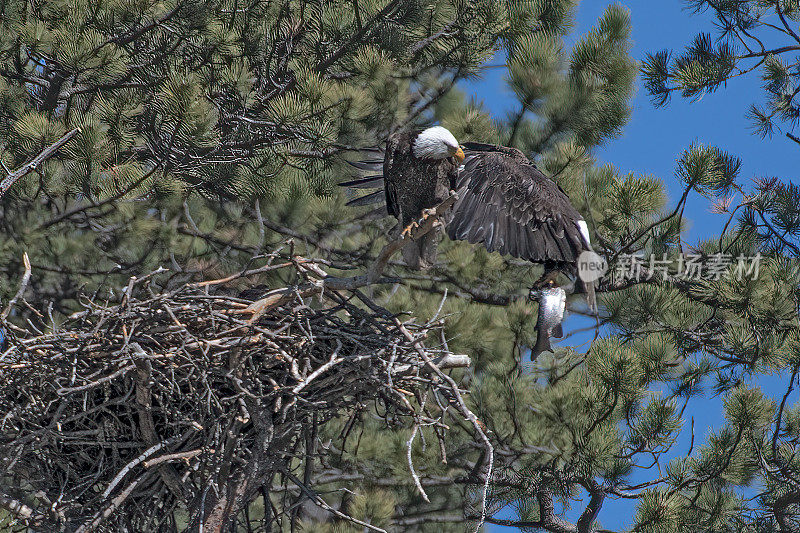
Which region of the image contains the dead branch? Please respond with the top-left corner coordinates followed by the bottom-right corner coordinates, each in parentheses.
top-left (0, 128), bottom-right (80, 199)
top-left (1, 252), bottom-right (31, 320)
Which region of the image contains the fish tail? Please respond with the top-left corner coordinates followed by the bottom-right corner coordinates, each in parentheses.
top-left (531, 332), bottom-right (552, 361)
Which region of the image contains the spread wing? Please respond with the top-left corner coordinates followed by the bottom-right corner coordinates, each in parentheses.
top-left (447, 144), bottom-right (590, 264)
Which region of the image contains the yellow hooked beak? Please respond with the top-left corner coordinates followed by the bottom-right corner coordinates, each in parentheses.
top-left (453, 146), bottom-right (465, 163)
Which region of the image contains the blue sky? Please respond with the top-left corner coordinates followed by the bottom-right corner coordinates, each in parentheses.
top-left (462, 1), bottom-right (799, 530)
top-left (469, 1), bottom-right (799, 242)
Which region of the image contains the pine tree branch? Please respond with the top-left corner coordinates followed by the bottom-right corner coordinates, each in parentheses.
top-left (36, 164), bottom-right (159, 230)
top-left (738, 45), bottom-right (800, 59)
top-left (351, 0), bottom-right (363, 31)
top-left (109, 3), bottom-right (184, 47)
top-left (474, 485), bottom-right (608, 533)
top-left (472, 483), bottom-right (615, 533)
top-left (410, 18), bottom-right (459, 56)
top-left (285, 472), bottom-right (389, 533)
top-left (577, 478), bottom-right (606, 533)
top-left (1, 252), bottom-right (31, 321)
top-left (315, 0), bottom-right (403, 73)
top-left (479, 515), bottom-right (550, 529)
top-left (0, 128), bottom-right (80, 200)
top-left (393, 514), bottom-right (464, 525)
top-left (238, 193), bottom-right (458, 322)
top-left (775, 2), bottom-right (800, 46)
top-left (398, 70), bottom-right (463, 131)
top-left (610, 181), bottom-right (694, 262)
top-left (756, 209), bottom-right (800, 255)
top-left (177, 226), bottom-right (258, 254)
top-left (392, 315), bottom-right (493, 533)
top-left (773, 490), bottom-right (800, 533)
top-left (319, 193), bottom-right (458, 290)
top-left (773, 362), bottom-right (800, 458)
top-left (508, 97), bottom-right (533, 148)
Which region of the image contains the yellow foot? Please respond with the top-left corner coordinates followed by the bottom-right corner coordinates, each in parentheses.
top-left (422, 208), bottom-right (445, 229)
top-left (401, 221), bottom-right (419, 238)
top-left (402, 209), bottom-right (439, 238)
top-left (531, 270), bottom-right (560, 291)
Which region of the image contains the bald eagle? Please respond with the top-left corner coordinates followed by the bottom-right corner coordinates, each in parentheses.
top-left (342, 126), bottom-right (595, 306)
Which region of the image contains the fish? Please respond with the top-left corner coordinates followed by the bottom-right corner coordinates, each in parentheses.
top-left (530, 281), bottom-right (566, 361)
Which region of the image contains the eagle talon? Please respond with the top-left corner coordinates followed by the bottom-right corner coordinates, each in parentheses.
top-left (411, 208), bottom-right (437, 229)
top-left (401, 221), bottom-right (419, 238)
top-left (531, 270), bottom-right (561, 290)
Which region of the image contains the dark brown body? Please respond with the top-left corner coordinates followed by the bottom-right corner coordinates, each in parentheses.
top-left (383, 130), bottom-right (458, 224)
top-left (383, 130), bottom-right (458, 269)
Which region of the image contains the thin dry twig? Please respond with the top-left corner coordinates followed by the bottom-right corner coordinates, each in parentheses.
top-left (2, 252), bottom-right (31, 320)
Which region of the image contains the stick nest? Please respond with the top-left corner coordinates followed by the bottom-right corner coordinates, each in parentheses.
top-left (0, 252), bottom-right (472, 532)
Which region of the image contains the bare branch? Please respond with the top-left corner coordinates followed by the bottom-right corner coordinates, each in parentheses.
top-left (0, 128), bottom-right (80, 199)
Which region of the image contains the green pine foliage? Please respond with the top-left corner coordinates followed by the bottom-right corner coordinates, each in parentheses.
top-left (2, 0), bottom-right (800, 531)
top-left (642, 0), bottom-right (800, 143)
top-left (0, 0), bottom-right (507, 310)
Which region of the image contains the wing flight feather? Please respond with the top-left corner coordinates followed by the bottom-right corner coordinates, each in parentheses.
top-left (447, 146), bottom-right (589, 264)
top-left (345, 190), bottom-right (385, 207)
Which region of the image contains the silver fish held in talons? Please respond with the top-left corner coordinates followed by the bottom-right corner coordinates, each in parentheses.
top-left (529, 283), bottom-right (566, 361)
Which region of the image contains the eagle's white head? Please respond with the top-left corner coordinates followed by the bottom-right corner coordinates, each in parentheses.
top-left (412, 126), bottom-right (465, 162)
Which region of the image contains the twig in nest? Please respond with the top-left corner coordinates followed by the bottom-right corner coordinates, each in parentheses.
top-left (393, 316), bottom-right (494, 533)
top-left (2, 252), bottom-right (31, 320)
